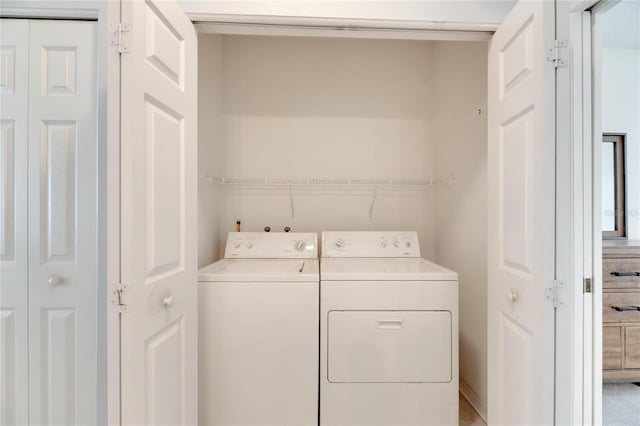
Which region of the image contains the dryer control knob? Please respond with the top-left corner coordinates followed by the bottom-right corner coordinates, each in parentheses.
top-left (233, 242), bottom-right (241, 249)
top-left (334, 239), bottom-right (345, 249)
top-left (295, 240), bottom-right (306, 251)
top-left (393, 240), bottom-right (400, 248)
top-left (380, 239), bottom-right (388, 248)
top-left (246, 241), bottom-right (254, 249)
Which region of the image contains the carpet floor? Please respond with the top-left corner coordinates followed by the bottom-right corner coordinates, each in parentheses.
top-left (603, 383), bottom-right (640, 425)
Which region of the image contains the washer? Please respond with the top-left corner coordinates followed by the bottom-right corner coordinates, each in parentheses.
top-left (199, 232), bottom-right (319, 426)
top-left (320, 231), bottom-right (459, 426)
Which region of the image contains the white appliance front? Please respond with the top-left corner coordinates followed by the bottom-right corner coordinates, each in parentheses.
top-left (198, 232), bottom-right (319, 426)
top-left (320, 231), bottom-right (459, 426)
top-left (328, 310), bottom-right (452, 383)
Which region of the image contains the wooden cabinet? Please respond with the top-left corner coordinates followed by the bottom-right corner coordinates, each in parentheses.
top-left (603, 249), bottom-right (640, 381)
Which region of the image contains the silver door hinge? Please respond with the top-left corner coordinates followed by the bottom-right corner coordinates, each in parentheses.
top-left (584, 277), bottom-right (592, 293)
top-left (111, 284), bottom-right (128, 314)
top-left (111, 23), bottom-right (130, 53)
top-left (545, 279), bottom-right (565, 308)
top-left (546, 40), bottom-right (567, 68)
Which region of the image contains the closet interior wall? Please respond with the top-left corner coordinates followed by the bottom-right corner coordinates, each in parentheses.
top-left (197, 33), bottom-right (488, 415)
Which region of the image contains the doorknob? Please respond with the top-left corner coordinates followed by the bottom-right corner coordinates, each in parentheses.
top-left (506, 290), bottom-right (518, 303)
top-left (163, 295), bottom-right (174, 307)
top-left (48, 274), bottom-right (63, 287)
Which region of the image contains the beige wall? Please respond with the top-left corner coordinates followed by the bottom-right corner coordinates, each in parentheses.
top-left (432, 41), bottom-right (488, 417)
top-left (181, 1), bottom-right (515, 25)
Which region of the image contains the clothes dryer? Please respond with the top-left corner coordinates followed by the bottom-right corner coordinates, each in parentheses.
top-left (320, 231), bottom-right (459, 426)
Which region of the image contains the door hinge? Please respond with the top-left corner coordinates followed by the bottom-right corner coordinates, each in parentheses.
top-left (111, 284), bottom-right (128, 314)
top-left (546, 40), bottom-right (567, 68)
top-left (111, 23), bottom-right (130, 53)
top-left (545, 279), bottom-right (565, 308)
top-left (584, 277), bottom-right (592, 293)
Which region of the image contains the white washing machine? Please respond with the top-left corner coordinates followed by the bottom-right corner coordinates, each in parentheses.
top-left (199, 232), bottom-right (319, 426)
top-left (320, 231), bottom-right (459, 426)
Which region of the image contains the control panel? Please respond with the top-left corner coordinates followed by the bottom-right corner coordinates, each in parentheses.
top-left (321, 231), bottom-right (421, 258)
top-left (224, 232), bottom-right (317, 259)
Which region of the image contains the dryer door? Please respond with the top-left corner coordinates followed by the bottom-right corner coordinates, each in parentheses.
top-left (327, 310), bottom-right (452, 383)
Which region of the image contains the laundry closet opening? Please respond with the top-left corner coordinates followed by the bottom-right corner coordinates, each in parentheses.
top-left (196, 32), bottom-right (489, 416)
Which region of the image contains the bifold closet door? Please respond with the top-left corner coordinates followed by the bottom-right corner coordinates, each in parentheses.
top-left (0, 19), bottom-right (29, 426)
top-left (26, 20), bottom-right (97, 425)
top-left (28, 20), bottom-right (97, 425)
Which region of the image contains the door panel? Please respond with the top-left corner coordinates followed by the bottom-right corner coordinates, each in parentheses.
top-left (120, 0), bottom-right (197, 424)
top-left (488, 1), bottom-right (556, 424)
top-left (27, 20), bottom-right (97, 426)
top-left (0, 19), bottom-right (29, 426)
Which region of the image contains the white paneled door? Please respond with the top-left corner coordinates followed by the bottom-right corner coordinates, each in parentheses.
top-left (0, 19), bottom-right (29, 426)
top-left (27, 20), bottom-right (97, 425)
top-left (0, 18), bottom-right (98, 426)
top-left (119, 0), bottom-right (198, 424)
top-left (487, 1), bottom-right (556, 425)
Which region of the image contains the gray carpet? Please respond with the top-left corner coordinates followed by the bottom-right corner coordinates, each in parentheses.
top-left (603, 383), bottom-right (640, 425)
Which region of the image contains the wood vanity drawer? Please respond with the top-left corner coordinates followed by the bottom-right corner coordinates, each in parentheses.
top-left (602, 292), bottom-right (640, 323)
top-left (603, 326), bottom-right (623, 370)
top-left (603, 257), bottom-right (640, 289)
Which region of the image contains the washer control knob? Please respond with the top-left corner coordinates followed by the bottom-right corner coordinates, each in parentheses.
top-left (405, 242), bottom-right (412, 248)
top-left (393, 240), bottom-right (400, 248)
top-left (380, 239), bottom-right (388, 248)
top-left (246, 241), bottom-right (254, 249)
top-left (233, 242), bottom-right (241, 249)
top-left (334, 239), bottom-right (345, 249)
top-left (295, 240), bottom-right (306, 251)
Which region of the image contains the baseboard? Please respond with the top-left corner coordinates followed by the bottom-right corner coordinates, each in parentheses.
top-left (460, 380), bottom-right (487, 423)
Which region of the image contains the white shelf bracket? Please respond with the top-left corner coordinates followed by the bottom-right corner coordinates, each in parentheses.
top-left (369, 185), bottom-right (379, 218)
top-left (289, 184), bottom-right (295, 218)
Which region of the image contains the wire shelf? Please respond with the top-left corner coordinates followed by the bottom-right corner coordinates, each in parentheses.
top-left (208, 177), bottom-right (455, 187)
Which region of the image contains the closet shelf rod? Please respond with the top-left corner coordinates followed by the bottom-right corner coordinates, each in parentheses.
top-left (210, 177), bottom-right (455, 186)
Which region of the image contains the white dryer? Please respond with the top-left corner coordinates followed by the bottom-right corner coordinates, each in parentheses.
top-left (199, 232), bottom-right (319, 426)
top-left (320, 231), bottom-right (459, 426)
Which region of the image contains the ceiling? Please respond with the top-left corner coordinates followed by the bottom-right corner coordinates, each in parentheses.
top-left (601, 0), bottom-right (640, 49)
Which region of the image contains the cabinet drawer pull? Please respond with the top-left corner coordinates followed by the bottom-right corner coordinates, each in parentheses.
top-left (611, 305), bottom-right (640, 312)
top-left (610, 271), bottom-right (640, 277)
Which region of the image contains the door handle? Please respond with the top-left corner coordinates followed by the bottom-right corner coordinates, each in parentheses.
top-left (610, 271), bottom-right (640, 277)
top-left (48, 274), bottom-right (63, 287)
top-left (163, 295), bottom-right (174, 307)
top-left (611, 305), bottom-right (640, 312)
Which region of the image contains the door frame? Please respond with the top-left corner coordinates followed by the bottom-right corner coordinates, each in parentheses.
top-left (567, 1), bottom-right (619, 425)
top-left (0, 2), bottom-right (118, 424)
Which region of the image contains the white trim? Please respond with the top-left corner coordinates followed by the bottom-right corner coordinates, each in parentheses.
top-left (580, 10), bottom-right (596, 426)
top-left (555, 1), bottom-right (581, 425)
top-left (105, 2), bottom-right (121, 425)
top-left (192, 14), bottom-right (494, 41)
top-left (590, 2), bottom-right (608, 424)
top-left (189, 13), bottom-right (499, 31)
top-left (0, 2), bottom-right (99, 19)
top-left (459, 380), bottom-right (487, 423)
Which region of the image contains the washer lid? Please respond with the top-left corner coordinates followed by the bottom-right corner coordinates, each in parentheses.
top-left (199, 259), bottom-right (320, 282)
top-left (320, 258), bottom-right (457, 281)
